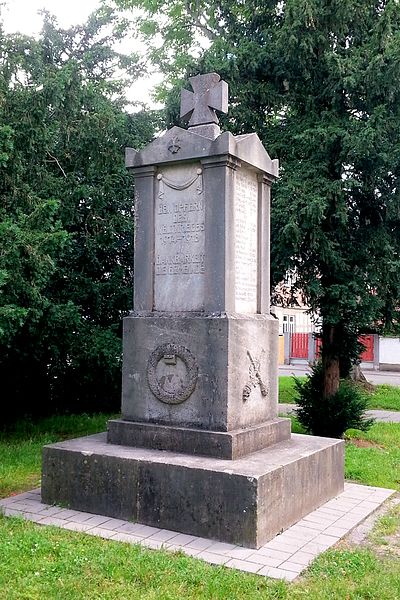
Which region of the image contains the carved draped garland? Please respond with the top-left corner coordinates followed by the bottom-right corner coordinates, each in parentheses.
top-left (157, 169), bottom-right (203, 198)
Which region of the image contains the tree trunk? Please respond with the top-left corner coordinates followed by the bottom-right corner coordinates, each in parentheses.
top-left (349, 363), bottom-right (374, 392)
top-left (322, 324), bottom-right (340, 399)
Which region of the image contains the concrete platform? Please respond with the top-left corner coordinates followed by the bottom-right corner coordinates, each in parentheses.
top-left (0, 483), bottom-right (395, 581)
top-left (41, 432), bottom-right (344, 548)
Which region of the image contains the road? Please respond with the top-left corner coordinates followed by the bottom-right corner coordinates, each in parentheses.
top-left (279, 364), bottom-right (400, 387)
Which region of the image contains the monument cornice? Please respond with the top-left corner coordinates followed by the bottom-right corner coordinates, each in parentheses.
top-left (125, 127), bottom-right (279, 178)
top-left (200, 154), bottom-right (241, 170)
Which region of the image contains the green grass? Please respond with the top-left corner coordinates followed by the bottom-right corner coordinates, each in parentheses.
top-left (371, 385), bottom-right (400, 410)
top-left (278, 376), bottom-right (305, 404)
top-left (344, 422), bottom-right (400, 489)
top-left (279, 377), bottom-right (400, 411)
top-left (1, 516), bottom-right (400, 599)
top-left (285, 415), bottom-right (400, 491)
top-left (1, 413), bottom-right (400, 598)
top-left (0, 516), bottom-right (287, 600)
top-left (369, 503), bottom-right (400, 545)
top-left (301, 548), bottom-right (400, 599)
top-left (0, 414), bottom-right (114, 499)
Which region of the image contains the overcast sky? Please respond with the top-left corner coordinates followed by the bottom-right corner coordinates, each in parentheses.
top-left (3, 0), bottom-right (100, 35)
top-left (2, 0), bottom-right (163, 106)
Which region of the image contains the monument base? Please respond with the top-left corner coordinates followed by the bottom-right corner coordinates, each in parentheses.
top-left (107, 417), bottom-right (291, 459)
top-left (42, 433), bottom-right (344, 549)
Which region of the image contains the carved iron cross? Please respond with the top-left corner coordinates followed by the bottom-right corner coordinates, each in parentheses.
top-left (180, 73), bottom-right (228, 127)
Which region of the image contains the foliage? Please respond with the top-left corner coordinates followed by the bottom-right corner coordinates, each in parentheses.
top-left (0, 10), bottom-right (159, 421)
top-left (294, 364), bottom-right (374, 437)
top-left (103, 0), bottom-right (221, 95)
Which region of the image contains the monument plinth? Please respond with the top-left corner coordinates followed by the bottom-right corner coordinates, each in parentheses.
top-left (42, 74), bottom-right (344, 548)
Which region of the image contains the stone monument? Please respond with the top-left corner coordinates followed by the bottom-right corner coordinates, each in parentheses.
top-left (42, 73), bottom-right (344, 549)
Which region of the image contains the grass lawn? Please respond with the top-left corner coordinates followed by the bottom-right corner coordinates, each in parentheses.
top-left (279, 375), bottom-right (306, 404)
top-left (279, 376), bottom-right (400, 411)
top-left (370, 384), bottom-right (400, 410)
top-left (345, 422), bottom-right (400, 489)
top-left (1, 414), bottom-right (400, 599)
top-left (1, 515), bottom-right (400, 600)
top-left (0, 414), bottom-right (113, 499)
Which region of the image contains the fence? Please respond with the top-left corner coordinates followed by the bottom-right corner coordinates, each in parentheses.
top-left (285, 333), bottom-right (377, 367)
top-left (290, 333), bottom-right (308, 359)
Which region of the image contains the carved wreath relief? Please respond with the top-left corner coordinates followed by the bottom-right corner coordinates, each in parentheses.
top-left (167, 136), bottom-right (181, 154)
top-left (242, 350), bottom-right (268, 402)
top-left (147, 343), bottom-right (198, 405)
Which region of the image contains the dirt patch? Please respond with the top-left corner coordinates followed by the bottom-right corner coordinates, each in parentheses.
top-left (349, 439), bottom-right (384, 449)
top-left (374, 535), bottom-right (400, 558)
top-left (342, 495), bottom-right (400, 559)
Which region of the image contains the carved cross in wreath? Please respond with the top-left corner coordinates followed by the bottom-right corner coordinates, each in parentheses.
top-left (180, 73), bottom-right (228, 127)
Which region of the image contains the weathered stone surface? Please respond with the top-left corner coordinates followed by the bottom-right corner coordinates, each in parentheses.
top-left (42, 432), bottom-right (344, 548)
top-left (125, 128), bottom-right (279, 177)
top-left (121, 313), bottom-right (279, 432)
top-left (154, 162), bottom-right (205, 311)
top-left (180, 73), bottom-right (228, 127)
top-left (132, 159), bottom-right (273, 315)
top-left (234, 167), bottom-right (259, 313)
top-left (107, 418), bottom-right (291, 459)
top-left (42, 439), bottom-right (139, 521)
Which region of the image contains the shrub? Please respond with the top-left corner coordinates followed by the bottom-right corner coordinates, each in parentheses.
top-left (294, 364), bottom-right (374, 438)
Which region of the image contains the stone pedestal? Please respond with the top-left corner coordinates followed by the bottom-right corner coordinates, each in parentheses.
top-left (41, 73), bottom-right (344, 550)
top-left (119, 313), bottom-right (280, 431)
top-left (42, 432), bottom-right (344, 549)
top-left (107, 312), bottom-right (291, 458)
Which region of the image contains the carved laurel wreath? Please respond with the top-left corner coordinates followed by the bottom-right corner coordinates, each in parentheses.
top-left (146, 343), bottom-right (198, 405)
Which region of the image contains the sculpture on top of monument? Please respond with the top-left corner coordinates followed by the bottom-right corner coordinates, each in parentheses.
top-left (180, 73), bottom-right (228, 139)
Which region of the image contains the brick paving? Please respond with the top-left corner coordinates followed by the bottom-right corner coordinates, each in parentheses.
top-left (0, 483), bottom-right (394, 582)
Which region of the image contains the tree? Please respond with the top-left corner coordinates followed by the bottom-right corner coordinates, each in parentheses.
top-left (109, 0), bottom-right (400, 400)
top-left (0, 9), bottom-right (159, 421)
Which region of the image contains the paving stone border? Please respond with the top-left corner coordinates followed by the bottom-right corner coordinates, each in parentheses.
top-left (0, 483), bottom-right (395, 581)
top-left (278, 403), bottom-right (400, 423)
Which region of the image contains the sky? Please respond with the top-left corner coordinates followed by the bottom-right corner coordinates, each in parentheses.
top-left (2, 0), bottom-right (100, 36)
top-left (1, 0), bottom-right (163, 107)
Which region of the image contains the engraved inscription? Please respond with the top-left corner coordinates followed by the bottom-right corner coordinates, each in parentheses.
top-left (156, 252), bottom-right (205, 276)
top-left (234, 168), bottom-right (258, 313)
top-left (154, 163), bottom-right (205, 311)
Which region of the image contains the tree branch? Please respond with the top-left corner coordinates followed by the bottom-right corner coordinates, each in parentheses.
top-left (46, 152), bottom-right (67, 178)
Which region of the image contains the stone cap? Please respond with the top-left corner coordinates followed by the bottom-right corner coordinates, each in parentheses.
top-left (126, 126), bottom-right (279, 178)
